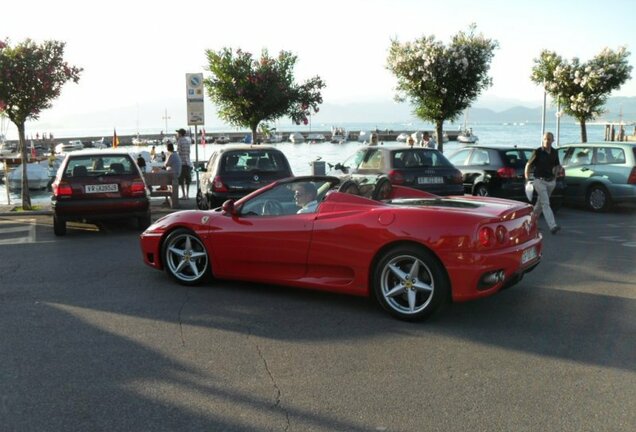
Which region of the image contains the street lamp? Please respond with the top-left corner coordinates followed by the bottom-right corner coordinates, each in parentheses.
top-left (555, 97), bottom-right (562, 148)
top-left (541, 83), bottom-right (547, 143)
top-left (162, 108), bottom-right (170, 136)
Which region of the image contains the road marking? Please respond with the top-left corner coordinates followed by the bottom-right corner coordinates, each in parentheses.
top-left (0, 219), bottom-right (36, 244)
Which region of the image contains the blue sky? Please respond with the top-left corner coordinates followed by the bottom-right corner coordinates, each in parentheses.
top-left (2, 0), bottom-right (635, 137)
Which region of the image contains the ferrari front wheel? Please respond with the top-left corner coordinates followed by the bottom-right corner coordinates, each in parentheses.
top-left (162, 229), bottom-right (210, 285)
top-left (372, 245), bottom-right (449, 321)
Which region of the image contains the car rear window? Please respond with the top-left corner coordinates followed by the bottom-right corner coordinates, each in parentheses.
top-left (63, 155), bottom-right (137, 178)
top-left (221, 150), bottom-right (288, 173)
top-left (501, 150), bottom-right (527, 168)
top-left (392, 149), bottom-right (453, 168)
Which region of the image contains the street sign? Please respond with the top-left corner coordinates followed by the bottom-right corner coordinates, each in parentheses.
top-left (186, 73), bottom-right (204, 126)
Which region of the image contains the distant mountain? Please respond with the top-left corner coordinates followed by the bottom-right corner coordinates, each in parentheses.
top-left (314, 96), bottom-right (636, 124)
top-left (18, 95), bottom-right (636, 139)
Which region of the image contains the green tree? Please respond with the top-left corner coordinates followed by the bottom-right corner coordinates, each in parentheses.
top-left (387, 25), bottom-right (497, 152)
top-left (0, 39), bottom-right (81, 209)
top-left (531, 47), bottom-right (632, 143)
top-left (203, 48), bottom-right (325, 144)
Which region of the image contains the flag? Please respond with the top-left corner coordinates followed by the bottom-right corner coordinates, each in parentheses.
top-left (201, 128), bottom-right (206, 146)
top-left (113, 128), bottom-right (119, 148)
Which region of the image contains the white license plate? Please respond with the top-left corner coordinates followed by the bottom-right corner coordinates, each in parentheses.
top-left (86, 184), bottom-right (118, 193)
top-left (521, 246), bottom-right (537, 264)
top-left (418, 176), bottom-right (443, 184)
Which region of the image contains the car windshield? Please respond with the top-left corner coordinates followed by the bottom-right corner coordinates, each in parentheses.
top-left (238, 179), bottom-right (337, 216)
top-left (392, 149), bottom-right (453, 168)
top-left (221, 150), bottom-right (288, 172)
top-left (62, 155), bottom-right (136, 177)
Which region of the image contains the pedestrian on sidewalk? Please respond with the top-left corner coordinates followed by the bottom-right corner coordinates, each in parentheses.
top-left (176, 128), bottom-right (192, 200)
top-left (525, 131), bottom-right (561, 234)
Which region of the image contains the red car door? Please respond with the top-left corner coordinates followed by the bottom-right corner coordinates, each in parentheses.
top-left (211, 213), bottom-right (316, 282)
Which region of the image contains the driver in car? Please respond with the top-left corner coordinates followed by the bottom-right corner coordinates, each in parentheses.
top-left (294, 182), bottom-right (318, 214)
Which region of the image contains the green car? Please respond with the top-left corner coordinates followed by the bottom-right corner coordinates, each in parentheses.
top-left (557, 142), bottom-right (636, 212)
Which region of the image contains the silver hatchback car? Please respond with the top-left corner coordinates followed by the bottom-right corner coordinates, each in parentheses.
top-left (557, 142), bottom-right (636, 211)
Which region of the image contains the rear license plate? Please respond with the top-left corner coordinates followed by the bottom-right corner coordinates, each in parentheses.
top-left (521, 246), bottom-right (537, 264)
top-left (86, 184), bottom-right (118, 193)
top-left (418, 176), bottom-right (443, 184)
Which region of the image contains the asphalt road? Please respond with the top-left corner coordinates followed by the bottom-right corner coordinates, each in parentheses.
top-left (0, 206), bottom-right (634, 432)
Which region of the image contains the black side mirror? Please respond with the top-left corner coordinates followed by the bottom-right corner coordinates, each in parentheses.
top-left (222, 199), bottom-right (238, 216)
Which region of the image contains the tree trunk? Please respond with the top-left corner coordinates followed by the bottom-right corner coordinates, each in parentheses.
top-left (251, 123), bottom-right (258, 145)
top-left (435, 120), bottom-right (445, 153)
top-left (18, 124), bottom-right (32, 210)
top-left (579, 120), bottom-right (587, 143)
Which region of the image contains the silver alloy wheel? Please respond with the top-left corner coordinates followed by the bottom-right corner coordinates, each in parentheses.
top-left (588, 187), bottom-right (607, 211)
top-left (164, 232), bottom-right (209, 283)
top-left (475, 184), bottom-right (489, 196)
top-left (379, 254), bottom-right (434, 315)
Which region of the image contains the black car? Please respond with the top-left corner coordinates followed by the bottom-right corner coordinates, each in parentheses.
top-left (331, 145), bottom-right (464, 197)
top-left (50, 151), bottom-right (151, 236)
top-left (196, 145), bottom-right (293, 209)
top-left (446, 145), bottom-right (566, 207)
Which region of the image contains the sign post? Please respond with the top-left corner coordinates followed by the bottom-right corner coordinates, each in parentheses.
top-left (185, 73), bottom-right (204, 191)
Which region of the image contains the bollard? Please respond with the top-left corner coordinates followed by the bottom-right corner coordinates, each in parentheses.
top-left (311, 160), bottom-right (326, 176)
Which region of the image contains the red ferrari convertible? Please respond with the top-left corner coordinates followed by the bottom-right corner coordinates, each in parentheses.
top-left (140, 176), bottom-right (542, 321)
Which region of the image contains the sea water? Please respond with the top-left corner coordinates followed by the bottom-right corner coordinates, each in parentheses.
top-left (0, 121), bottom-right (609, 205)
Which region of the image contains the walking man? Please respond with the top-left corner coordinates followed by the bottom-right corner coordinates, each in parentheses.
top-left (175, 128), bottom-right (192, 199)
top-left (525, 132), bottom-right (561, 234)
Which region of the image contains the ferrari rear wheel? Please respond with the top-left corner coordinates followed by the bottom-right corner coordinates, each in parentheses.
top-left (162, 228), bottom-right (210, 285)
top-left (373, 245), bottom-right (448, 321)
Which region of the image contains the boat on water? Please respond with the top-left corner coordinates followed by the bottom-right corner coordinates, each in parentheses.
top-left (55, 140), bottom-right (84, 154)
top-left (263, 133), bottom-right (283, 144)
top-left (215, 135), bottom-right (231, 144)
top-left (457, 128), bottom-right (479, 144)
top-left (132, 136), bottom-right (151, 146)
top-left (6, 162), bottom-right (54, 190)
top-left (330, 127), bottom-right (348, 143)
top-left (289, 132), bottom-right (305, 144)
top-left (307, 133), bottom-right (326, 143)
top-left (396, 132), bottom-right (410, 143)
top-left (458, 109), bottom-right (478, 143)
top-left (357, 131), bottom-right (373, 143)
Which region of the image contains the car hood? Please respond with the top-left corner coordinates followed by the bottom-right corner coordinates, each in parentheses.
top-left (144, 209), bottom-right (222, 233)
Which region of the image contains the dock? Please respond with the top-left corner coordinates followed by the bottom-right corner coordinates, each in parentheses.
top-left (1, 130), bottom-right (462, 147)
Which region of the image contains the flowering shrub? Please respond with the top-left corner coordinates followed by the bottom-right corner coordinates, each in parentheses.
top-left (386, 25), bottom-right (497, 151)
top-left (0, 38), bottom-right (82, 209)
top-left (203, 48), bottom-right (324, 144)
top-left (531, 47), bottom-right (632, 142)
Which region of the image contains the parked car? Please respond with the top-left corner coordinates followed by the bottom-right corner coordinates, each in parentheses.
top-left (446, 145), bottom-right (566, 208)
top-left (196, 144), bottom-right (293, 209)
top-left (50, 151), bottom-right (151, 236)
top-left (140, 176), bottom-right (542, 321)
top-left (330, 145), bottom-right (463, 197)
top-left (556, 142), bottom-right (636, 211)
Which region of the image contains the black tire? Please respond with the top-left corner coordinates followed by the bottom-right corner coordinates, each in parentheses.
top-left (196, 189), bottom-right (210, 210)
top-left (338, 179), bottom-right (359, 195)
top-left (137, 212), bottom-right (151, 230)
top-left (161, 228), bottom-right (210, 286)
top-left (473, 183), bottom-right (489, 196)
top-left (372, 245), bottom-right (449, 321)
top-left (372, 178), bottom-right (392, 201)
top-left (53, 215), bottom-right (66, 236)
top-left (586, 184), bottom-right (611, 212)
